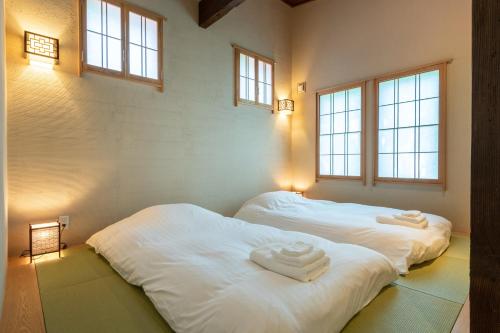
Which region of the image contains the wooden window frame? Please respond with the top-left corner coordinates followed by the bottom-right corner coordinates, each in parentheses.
top-left (79, 0), bottom-right (164, 91)
top-left (315, 81), bottom-right (367, 183)
top-left (233, 45), bottom-right (275, 111)
top-left (373, 62), bottom-right (447, 187)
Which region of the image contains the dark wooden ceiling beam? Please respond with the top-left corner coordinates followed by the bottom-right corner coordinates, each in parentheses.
top-left (199, 0), bottom-right (246, 29)
top-left (281, 0), bottom-right (316, 7)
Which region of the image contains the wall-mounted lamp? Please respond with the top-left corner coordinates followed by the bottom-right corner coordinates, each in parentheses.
top-left (24, 31), bottom-right (59, 68)
top-left (29, 222), bottom-right (61, 263)
top-left (278, 99), bottom-right (294, 116)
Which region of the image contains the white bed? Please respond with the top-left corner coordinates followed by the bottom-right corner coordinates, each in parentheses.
top-left (87, 203), bottom-right (397, 333)
top-left (234, 191), bottom-right (452, 274)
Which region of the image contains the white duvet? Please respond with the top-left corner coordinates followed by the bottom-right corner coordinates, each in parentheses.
top-left (235, 191), bottom-right (452, 274)
top-left (87, 204), bottom-right (397, 333)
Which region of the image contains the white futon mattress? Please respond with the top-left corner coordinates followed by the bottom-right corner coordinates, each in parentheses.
top-left (235, 191), bottom-right (452, 274)
top-left (87, 203), bottom-right (397, 333)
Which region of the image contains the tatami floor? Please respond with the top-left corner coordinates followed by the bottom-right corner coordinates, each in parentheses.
top-left (0, 235), bottom-right (470, 333)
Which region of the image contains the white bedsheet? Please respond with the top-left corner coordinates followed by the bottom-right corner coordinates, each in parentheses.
top-left (87, 204), bottom-right (397, 333)
top-left (234, 191), bottom-right (452, 274)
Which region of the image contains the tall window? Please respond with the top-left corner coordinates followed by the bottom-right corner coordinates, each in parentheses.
top-left (316, 82), bottom-right (365, 181)
top-left (234, 45), bottom-right (274, 109)
top-left (81, 0), bottom-right (164, 90)
top-left (374, 63), bottom-right (446, 185)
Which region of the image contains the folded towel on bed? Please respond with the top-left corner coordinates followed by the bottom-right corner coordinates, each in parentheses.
top-left (251, 244), bottom-right (330, 282)
top-left (376, 216), bottom-right (428, 229)
top-left (272, 248), bottom-right (326, 267)
top-left (401, 210), bottom-right (422, 218)
top-left (280, 241), bottom-right (313, 257)
top-left (393, 214), bottom-right (426, 224)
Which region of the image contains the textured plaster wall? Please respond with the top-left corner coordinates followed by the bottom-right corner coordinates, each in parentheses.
top-left (0, 0), bottom-right (7, 313)
top-left (290, 0), bottom-right (471, 232)
top-left (6, 0), bottom-right (293, 255)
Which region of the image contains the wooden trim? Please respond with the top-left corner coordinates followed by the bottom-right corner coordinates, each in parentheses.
top-left (233, 45), bottom-right (275, 111)
top-left (315, 80), bottom-right (367, 183)
top-left (79, 0), bottom-right (164, 91)
top-left (373, 62), bottom-right (447, 187)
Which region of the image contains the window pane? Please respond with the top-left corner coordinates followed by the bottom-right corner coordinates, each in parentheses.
top-left (240, 54), bottom-right (247, 77)
top-left (419, 152), bottom-right (438, 179)
top-left (258, 61), bottom-right (264, 81)
top-left (107, 3), bottom-right (121, 39)
top-left (248, 79), bottom-right (255, 101)
top-left (332, 133), bottom-right (344, 155)
top-left (420, 125), bottom-right (439, 152)
top-left (265, 63), bottom-right (272, 84)
top-left (333, 91), bottom-right (345, 113)
top-left (129, 43), bottom-right (142, 76)
top-left (379, 80), bottom-right (394, 106)
top-left (348, 87), bottom-right (361, 110)
top-left (420, 70), bottom-right (439, 99)
top-left (398, 127), bottom-right (415, 153)
top-left (240, 77), bottom-right (248, 100)
top-left (107, 37), bottom-right (121, 71)
top-left (398, 75), bottom-right (416, 102)
top-left (87, 31), bottom-right (102, 67)
top-left (379, 129), bottom-right (394, 153)
top-left (379, 105), bottom-right (394, 129)
top-left (258, 82), bottom-right (264, 104)
top-left (320, 136), bottom-right (330, 155)
top-left (348, 132), bottom-right (360, 154)
top-left (398, 153), bottom-right (415, 178)
top-left (333, 155), bottom-right (345, 175)
top-left (319, 115), bottom-right (331, 135)
top-left (348, 155), bottom-right (360, 176)
top-left (333, 112), bottom-right (345, 133)
top-left (320, 94), bottom-right (331, 115)
top-left (398, 102), bottom-right (415, 127)
top-left (129, 12), bottom-right (142, 45)
top-left (419, 98), bottom-right (439, 125)
top-left (348, 110), bottom-right (361, 132)
top-left (265, 84), bottom-right (272, 105)
top-left (320, 155), bottom-right (331, 175)
top-left (145, 18), bottom-right (158, 50)
top-left (248, 57), bottom-right (255, 79)
top-left (378, 154), bottom-right (394, 178)
top-left (87, 0), bottom-right (102, 33)
top-left (146, 49), bottom-right (158, 79)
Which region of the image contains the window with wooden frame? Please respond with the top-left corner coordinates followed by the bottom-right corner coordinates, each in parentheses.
top-left (316, 82), bottom-right (366, 182)
top-left (233, 45), bottom-right (275, 110)
top-left (80, 0), bottom-right (164, 90)
top-left (374, 62), bottom-right (447, 186)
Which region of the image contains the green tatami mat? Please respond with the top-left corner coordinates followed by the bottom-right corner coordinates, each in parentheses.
top-left (395, 256), bottom-right (469, 303)
top-left (342, 285), bottom-right (462, 333)
top-left (443, 234), bottom-right (470, 260)
top-left (36, 246), bottom-right (173, 333)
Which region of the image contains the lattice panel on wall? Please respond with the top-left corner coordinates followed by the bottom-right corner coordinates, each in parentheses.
top-left (24, 31), bottom-right (59, 59)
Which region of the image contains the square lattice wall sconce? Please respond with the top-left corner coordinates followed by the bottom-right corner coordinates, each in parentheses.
top-left (24, 31), bottom-right (59, 66)
top-left (278, 99), bottom-right (294, 116)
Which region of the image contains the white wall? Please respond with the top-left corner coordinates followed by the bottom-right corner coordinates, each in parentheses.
top-left (6, 0), bottom-right (293, 255)
top-left (0, 0), bottom-right (7, 314)
top-left (290, 0), bottom-right (471, 232)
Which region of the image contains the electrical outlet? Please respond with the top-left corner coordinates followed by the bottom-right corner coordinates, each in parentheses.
top-left (59, 216), bottom-right (70, 229)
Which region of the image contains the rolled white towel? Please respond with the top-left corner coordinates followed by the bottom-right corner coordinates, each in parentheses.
top-left (280, 241), bottom-right (313, 257)
top-left (272, 248), bottom-right (326, 267)
top-left (393, 214), bottom-right (426, 224)
top-left (250, 244), bottom-right (330, 282)
top-left (401, 210), bottom-right (422, 218)
top-left (377, 216), bottom-right (428, 229)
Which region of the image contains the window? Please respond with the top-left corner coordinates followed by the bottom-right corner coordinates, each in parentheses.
top-left (234, 45), bottom-right (274, 109)
top-left (316, 82), bottom-right (365, 181)
top-left (374, 63), bottom-right (446, 185)
top-left (80, 0), bottom-right (164, 90)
